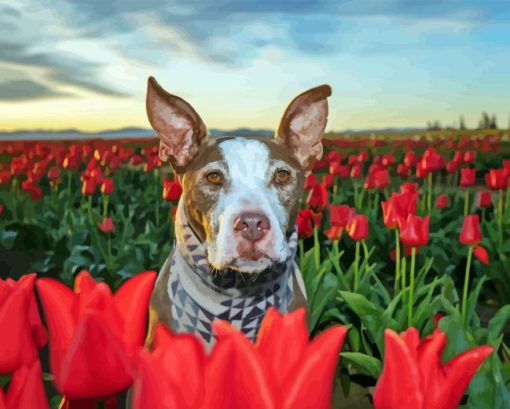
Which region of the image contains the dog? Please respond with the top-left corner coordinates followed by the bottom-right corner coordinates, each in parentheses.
top-left (145, 76), bottom-right (332, 349)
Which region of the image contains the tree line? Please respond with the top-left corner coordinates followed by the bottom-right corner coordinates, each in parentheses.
top-left (426, 112), bottom-right (508, 130)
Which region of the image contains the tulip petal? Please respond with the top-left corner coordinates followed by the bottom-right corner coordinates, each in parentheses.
top-left (58, 313), bottom-right (133, 398)
top-left (132, 350), bottom-right (178, 409)
top-left (283, 325), bottom-right (348, 409)
top-left (416, 329), bottom-right (447, 401)
top-left (0, 388), bottom-right (5, 409)
top-left (36, 278), bottom-right (76, 376)
top-left (114, 271), bottom-right (157, 354)
top-left (440, 345), bottom-right (494, 409)
top-left (211, 321), bottom-right (275, 409)
top-left (255, 308), bottom-right (309, 389)
top-left (373, 329), bottom-right (424, 409)
top-left (6, 361), bottom-right (49, 409)
top-left (19, 274), bottom-right (47, 348)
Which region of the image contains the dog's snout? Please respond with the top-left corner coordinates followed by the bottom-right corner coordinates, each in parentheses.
top-left (233, 212), bottom-right (271, 242)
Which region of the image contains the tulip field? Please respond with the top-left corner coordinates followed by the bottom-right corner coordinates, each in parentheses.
top-left (0, 131), bottom-right (509, 408)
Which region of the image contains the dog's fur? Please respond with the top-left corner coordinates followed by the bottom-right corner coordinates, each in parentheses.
top-left (145, 77), bottom-right (331, 348)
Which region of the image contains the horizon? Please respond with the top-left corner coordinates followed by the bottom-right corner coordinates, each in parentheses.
top-left (1, 1), bottom-right (510, 132)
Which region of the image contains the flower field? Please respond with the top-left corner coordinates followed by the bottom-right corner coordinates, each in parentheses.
top-left (0, 131), bottom-right (509, 408)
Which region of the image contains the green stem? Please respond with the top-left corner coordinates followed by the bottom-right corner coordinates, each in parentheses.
top-left (427, 172), bottom-right (433, 212)
top-left (354, 240), bottom-right (361, 291)
top-left (155, 170), bottom-right (160, 226)
top-left (481, 207), bottom-right (486, 223)
top-left (313, 225), bottom-right (320, 270)
top-left (332, 176), bottom-right (338, 203)
top-left (394, 229), bottom-right (401, 292)
top-left (67, 171), bottom-right (72, 199)
top-left (498, 189), bottom-right (504, 254)
top-left (102, 194), bottom-right (109, 218)
top-left (401, 256), bottom-right (407, 303)
top-left (463, 190), bottom-right (469, 216)
top-left (461, 246), bottom-right (474, 327)
top-left (408, 247), bottom-right (416, 327)
top-left (87, 195), bottom-right (93, 225)
top-left (299, 240), bottom-right (305, 271)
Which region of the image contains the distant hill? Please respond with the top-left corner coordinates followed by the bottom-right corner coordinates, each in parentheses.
top-left (0, 126), bottom-right (427, 140)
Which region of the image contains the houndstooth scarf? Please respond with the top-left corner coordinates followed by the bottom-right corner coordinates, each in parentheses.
top-left (166, 201), bottom-right (300, 349)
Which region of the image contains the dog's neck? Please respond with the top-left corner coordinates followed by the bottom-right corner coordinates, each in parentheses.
top-left (167, 200), bottom-right (298, 347)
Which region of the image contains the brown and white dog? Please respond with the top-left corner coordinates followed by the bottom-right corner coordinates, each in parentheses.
top-left (145, 77), bottom-right (331, 349)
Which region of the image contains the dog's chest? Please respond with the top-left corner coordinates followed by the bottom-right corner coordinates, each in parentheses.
top-left (167, 245), bottom-right (295, 348)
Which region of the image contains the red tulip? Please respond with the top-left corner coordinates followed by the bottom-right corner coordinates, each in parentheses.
top-left (403, 151), bottom-right (417, 167)
top-left (306, 183), bottom-right (328, 211)
top-left (460, 168), bottom-right (476, 187)
top-left (97, 217), bottom-right (114, 233)
top-left (131, 155), bottom-right (143, 166)
top-left (47, 166), bottom-right (61, 183)
top-left (133, 309), bottom-right (347, 409)
top-left (381, 191), bottom-right (418, 229)
top-left (446, 160), bottom-right (459, 174)
top-left (485, 168), bottom-right (509, 190)
top-left (421, 148), bottom-right (444, 172)
top-left (0, 171), bottom-right (11, 185)
top-left (373, 327), bottom-right (493, 409)
top-left (396, 164), bottom-right (410, 178)
top-left (36, 270), bottom-right (156, 399)
top-left (459, 215), bottom-right (482, 246)
top-left (0, 274), bottom-right (47, 374)
top-left (435, 194), bottom-right (449, 209)
top-left (364, 174), bottom-right (376, 191)
top-left (347, 214), bottom-right (368, 241)
top-left (162, 179), bottom-right (183, 202)
top-left (373, 169), bottom-right (390, 190)
top-left (81, 177), bottom-right (96, 196)
top-left (21, 180), bottom-right (42, 201)
top-left (477, 191), bottom-right (492, 208)
top-left (329, 163), bottom-right (350, 179)
top-left (303, 173), bottom-right (316, 190)
top-left (0, 361), bottom-right (49, 409)
top-left (297, 209), bottom-right (313, 239)
top-left (100, 179), bottom-right (114, 195)
top-left (329, 204), bottom-right (355, 228)
top-left (463, 151), bottom-right (476, 163)
top-left (321, 174), bottom-right (334, 189)
top-left (350, 164), bottom-right (362, 178)
top-left (325, 150), bottom-right (343, 163)
top-left (400, 182), bottom-right (418, 194)
top-left (474, 245), bottom-right (489, 264)
top-left (324, 225), bottom-right (343, 241)
top-left (503, 159), bottom-right (510, 172)
top-left (399, 214), bottom-right (429, 248)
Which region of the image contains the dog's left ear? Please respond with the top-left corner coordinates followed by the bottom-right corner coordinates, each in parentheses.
top-left (146, 76), bottom-right (208, 171)
top-left (276, 85), bottom-right (332, 171)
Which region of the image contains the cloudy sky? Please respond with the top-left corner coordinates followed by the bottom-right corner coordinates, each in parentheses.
top-left (1, 0), bottom-right (509, 132)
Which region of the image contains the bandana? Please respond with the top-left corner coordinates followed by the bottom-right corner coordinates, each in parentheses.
top-left (165, 201), bottom-right (301, 349)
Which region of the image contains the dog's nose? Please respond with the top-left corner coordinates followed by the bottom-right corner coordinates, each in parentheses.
top-left (233, 212), bottom-right (271, 242)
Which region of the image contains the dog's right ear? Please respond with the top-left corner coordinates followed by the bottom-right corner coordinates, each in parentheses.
top-left (146, 76), bottom-right (208, 170)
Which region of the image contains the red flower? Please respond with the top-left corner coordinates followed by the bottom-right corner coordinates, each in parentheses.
top-left (459, 215), bottom-right (482, 246)
top-left (435, 194), bottom-right (449, 209)
top-left (304, 173), bottom-right (316, 190)
top-left (36, 271), bottom-right (156, 399)
top-left (321, 174), bottom-right (334, 189)
top-left (396, 164), bottom-right (410, 178)
top-left (399, 214), bottom-right (429, 248)
top-left (400, 182), bottom-right (418, 194)
top-left (97, 217), bottom-right (114, 233)
top-left (415, 162), bottom-right (430, 179)
top-left (463, 151), bottom-right (476, 163)
top-left (297, 209), bottom-right (313, 239)
top-left (324, 225), bottom-right (343, 241)
top-left (0, 274), bottom-right (47, 374)
top-left (485, 168), bottom-right (509, 190)
top-left (477, 191), bottom-right (492, 208)
top-left (81, 177), bottom-right (96, 196)
top-left (21, 180), bottom-right (42, 201)
top-left (364, 174), bottom-right (376, 191)
top-left (446, 160), bottom-right (459, 174)
top-left (329, 204), bottom-right (355, 228)
top-left (325, 150), bottom-right (343, 163)
top-left (460, 168), bottom-right (476, 187)
top-left (347, 214), bottom-right (368, 241)
top-left (306, 183), bottom-right (328, 211)
top-left (374, 169), bottom-right (390, 190)
top-left (373, 327), bottom-right (493, 409)
top-left (0, 171), bottom-right (11, 185)
top-left (0, 361), bottom-right (49, 409)
top-left (100, 179), bottom-right (114, 195)
top-left (0, 204), bottom-right (3, 215)
top-left (381, 191), bottom-right (418, 229)
top-left (162, 180), bottom-right (183, 202)
top-left (329, 163), bottom-right (349, 179)
top-left (350, 164), bottom-right (362, 178)
top-left (474, 245), bottom-right (489, 264)
top-left (421, 148), bottom-right (444, 172)
top-left (403, 151), bottom-right (417, 167)
top-left (47, 166), bottom-right (61, 182)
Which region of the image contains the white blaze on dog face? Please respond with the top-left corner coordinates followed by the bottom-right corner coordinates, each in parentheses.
top-left (206, 138), bottom-right (294, 273)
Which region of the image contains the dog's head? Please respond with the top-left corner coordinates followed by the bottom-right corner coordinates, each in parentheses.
top-left (146, 77), bottom-right (331, 273)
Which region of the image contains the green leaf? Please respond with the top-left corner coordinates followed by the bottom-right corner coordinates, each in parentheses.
top-left (340, 352), bottom-right (382, 378)
top-left (487, 305), bottom-right (510, 345)
top-left (310, 272), bottom-right (339, 331)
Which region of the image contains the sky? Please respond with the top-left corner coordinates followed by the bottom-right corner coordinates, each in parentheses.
top-left (1, 0), bottom-right (509, 132)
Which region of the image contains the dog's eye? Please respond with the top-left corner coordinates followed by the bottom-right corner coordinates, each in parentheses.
top-left (206, 171), bottom-right (222, 185)
top-left (274, 169), bottom-right (290, 184)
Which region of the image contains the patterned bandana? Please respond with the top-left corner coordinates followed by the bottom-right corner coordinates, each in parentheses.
top-left (166, 201), bottom-right (301, 350)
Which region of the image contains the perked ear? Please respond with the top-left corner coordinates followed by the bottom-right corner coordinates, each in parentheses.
top-left (276, 85), bottom-right (332, 170)
top-left (146, 76), bottom-right (208, 170)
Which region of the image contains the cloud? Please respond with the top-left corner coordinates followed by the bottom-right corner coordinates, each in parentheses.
top-left (0, 79), bottom-right (69, 100)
